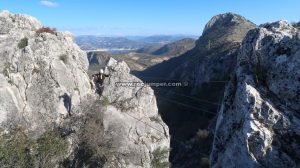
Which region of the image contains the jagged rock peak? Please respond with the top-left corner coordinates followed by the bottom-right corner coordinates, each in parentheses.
top-left (259, 20), bottom-right (298, 37)
top-left (106, 57), bottom-right (131, 74)
top-left (195, 13), bottom-right (256, 51)
top-left (210, 20), bottom-right (300, 167)
top-left (0, 11), bottom-right (170, 168)
top-left (203, 12), bottom-right (255, 34)
top-left (0, 10), bottom-right (43, 33)
top-left (0, 11), bottom-right (90, 135)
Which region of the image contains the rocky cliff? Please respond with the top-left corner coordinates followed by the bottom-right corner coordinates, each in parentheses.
top-left (0, 10), bottom-right (91, 136)
top-left (0, 10), bottom-right (169, 168)
top-left (140, 13), bottom-right (255, 85)
top-left (87, 58), bottom-right (170, 168)
top-left (137, 13), bottom-right (256, 168)
top-left (210, 21), bottom-right (300, 167)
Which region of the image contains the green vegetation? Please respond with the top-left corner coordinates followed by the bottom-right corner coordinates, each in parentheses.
top-left (150, 115), bottom-right (161, 123)
top-left (254, 67), bottom-right (268, 84)
top-left (101, 96), bottom-right (110, 106)
top-left (74, 87), bottom-right (80, 94)
top-left (35, 129), bottom-right (69, 167)
top-left (154, 82), bottom-right (223, 166)
top-left (7, 79), bottom-right (14, 85)
top-left (59, 54), bottom-right (68, 64)
top-left (280, 90), bottom-right (295, 101)
top-left (196, 129), bottom-right (209, 139)
top-left (264, 123), bottom-right (274, 134)
top-left (18, 37), bottom-right (28, 49)
top-left (32, 67), bottom-right (40, 74)
top-left (2, 62), bottom-right (11, 77)
top-left (63, 142), bottom-right (105, 168)
top-left (0, 127), bottom-right (34, 167)
top-left (62, 103), bottom-right (106, 167)
top-left (151, 147), bottom-right (170, 168)
top-left (205, 40), bottom-right (211, 50)
top-left (0, 128), bottom-right (69, 168)
top-left (200, 156), bottom-right (209, 168)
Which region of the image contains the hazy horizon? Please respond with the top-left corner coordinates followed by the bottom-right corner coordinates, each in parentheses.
top-left (74, 34), bottom-right (199, 38)
top-left (1, 0), bottom-right (300, 36)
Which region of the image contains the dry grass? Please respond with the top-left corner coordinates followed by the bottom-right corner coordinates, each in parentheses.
top-left (36, 27), bottom-right (57, 35)
top-left (197, 129), bottom-right (209, 139)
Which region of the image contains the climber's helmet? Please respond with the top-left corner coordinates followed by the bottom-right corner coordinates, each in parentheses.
top-left (100, 69), bottom-right (104, 74)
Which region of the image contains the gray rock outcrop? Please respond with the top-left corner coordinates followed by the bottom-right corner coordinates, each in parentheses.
top-left (0, 10), bottom-right (91, 136)
top-left (98, 58), bottom-right (170, 168)
top-left (138, 13), bottom-right (256, 168)
top-left (140, 13), bottom-right (256, 86)
top-left (0, 10), bottom-right (170, 168)
top-left (210, 20), bottom-right (300, 168)
top-left (192, 13), bottom-right (256, 85)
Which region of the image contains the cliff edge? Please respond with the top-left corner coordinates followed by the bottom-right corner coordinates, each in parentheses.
top-left (210, 20), bottom-right (300, 168)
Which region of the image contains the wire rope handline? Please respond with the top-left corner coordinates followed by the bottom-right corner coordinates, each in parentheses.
top-left (155, 87), bottom-right (220, 106)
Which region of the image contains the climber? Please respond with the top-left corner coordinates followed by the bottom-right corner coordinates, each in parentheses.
top-left (92, 68), bottom-right (109, 97)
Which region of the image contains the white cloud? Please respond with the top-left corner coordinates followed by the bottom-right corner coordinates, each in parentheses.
top-left (40, 1), bottom-right (59, 7)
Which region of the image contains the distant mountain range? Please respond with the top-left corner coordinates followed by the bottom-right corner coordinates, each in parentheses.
top-left (137, 38), bottom-right (196, 56)
top-left (75, 36), bottom-right (144, 50)
top-left (75, 35), bottom-right (198, 50)
top-left (86, 37), bottom-right (196, 75)
top-left (132, 35), bottom-right (198, 44)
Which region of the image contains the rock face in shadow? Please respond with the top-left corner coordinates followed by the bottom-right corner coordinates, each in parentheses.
top-left (137, 13), bottom-right (256, 168)
top-left (0, 11), bottom-right (170, 168)
top-left (140, 13), bottom-right (256, 86)
top-left (137, 38), bottom-right (196, 57)
top-left (210, 21), bottom-right (300, 168)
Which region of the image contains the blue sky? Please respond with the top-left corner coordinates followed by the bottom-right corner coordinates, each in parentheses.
top-left (1, 0), bottom-right (300, 36)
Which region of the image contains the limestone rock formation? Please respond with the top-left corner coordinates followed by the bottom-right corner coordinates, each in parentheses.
top-left (0, 11), bottom-right (170, 168)
top-left (0, 10), bottom-right (91, 136)
top-left (97, 58), bottom-right (170, 168)
top-left (192, 12), bottom-right (256, 85)
top-left (138, 13), bottom-right (256, 168)
top-left (140, 12), bottom-right (256, 86)
top-left (210, 20), bottom-right (300, 168)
